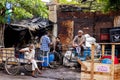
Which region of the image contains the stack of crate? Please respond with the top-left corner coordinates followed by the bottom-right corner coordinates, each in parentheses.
top-left (0, 48), bottom-right (15, 61)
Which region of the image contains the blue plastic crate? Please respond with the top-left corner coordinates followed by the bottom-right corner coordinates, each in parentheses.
top-left (19, 53), bottom-right (24, 59)
top-left (83, 50), bottom-right (91, 57)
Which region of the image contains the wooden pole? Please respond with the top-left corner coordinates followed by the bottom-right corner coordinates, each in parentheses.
top-left (101, 44), bottom-right (105, 57)
top-left (111, 44), bottom-right (115, 80)
top-left (77, 59), bottom-right (87, 71)
top-left (90, 43), bottom-right (95, 80)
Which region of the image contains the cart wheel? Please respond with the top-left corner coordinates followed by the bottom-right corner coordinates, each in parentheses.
top-left (5, 57), bottom-right (20, 75)
top-left (24, 63), bottom-right (32, 72)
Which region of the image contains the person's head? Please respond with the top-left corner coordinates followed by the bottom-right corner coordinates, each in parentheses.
top-left (56, 37), bottom-right (60, 41)
top-left (44, 31), bottom-right (48, 35)
top-left (78, 30), bottom-right (83, 37)
top-left (44, 31), bottom-right (51, 37)
top-left (29, 44), bottom-right (35, 50)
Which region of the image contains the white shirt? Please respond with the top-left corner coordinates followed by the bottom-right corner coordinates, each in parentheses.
top-left (21, 47), bottom-right (35, 60)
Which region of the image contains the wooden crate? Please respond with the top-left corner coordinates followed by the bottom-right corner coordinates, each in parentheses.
top-left (81, 61), bottom-right (120, 80)
top-left (81, 72), bottom-right (112, 80)
top-left (114, 64), bottom-right (120, 80)
top-left (81, 61), bottom-right (111, 72)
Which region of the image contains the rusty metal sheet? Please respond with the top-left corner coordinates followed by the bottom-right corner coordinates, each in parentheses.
top-left (58, 20), bottom-right (74, 51)
top-left (57, 11), bottom-right (114, 46)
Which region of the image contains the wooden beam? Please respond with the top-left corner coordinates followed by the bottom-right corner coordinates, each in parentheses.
top-left (99, 43), bottom-right (120, 45)
top-left (101, 44), bottom-right (105, 57)
top-left (90, 43), bottom-right (95, 80)
top-left (111, 44), bottom-right (115, 80)
top-left (77, 59), bottom-right (87, 71)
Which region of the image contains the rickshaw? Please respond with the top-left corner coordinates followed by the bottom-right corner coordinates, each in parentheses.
top-left (63, 47), bottom-right (91, 67)
top-left (0, 47), bottom-right (43, 75)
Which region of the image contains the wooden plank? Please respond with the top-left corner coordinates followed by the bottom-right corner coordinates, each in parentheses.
top-left (77, 59), bottom-right (87, 71)
top-left (111, 44), bottom-right (115, 80)
top-left (1, 48), bottom-right (15, 51)
top-left (99, 43), bottom-right (120, 45)
top-left (81, 72), bottom-right (112, 80)
top-left (91, 44), bottom-right (95, 80)
top-left (82, 71), bottom-right (111, 75)
top-left (101, 44), bottom-right (105, 57)
top-left (81, 61), bottom-right (111, 72)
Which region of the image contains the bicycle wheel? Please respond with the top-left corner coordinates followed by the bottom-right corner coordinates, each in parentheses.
top-left (24, 63), bottom-right (32, 72)
top-left (5, 57), bottom-right (20, 75)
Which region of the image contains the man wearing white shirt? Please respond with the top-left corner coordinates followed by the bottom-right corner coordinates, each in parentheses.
top-left (19, 44), bottom-right (41, 78)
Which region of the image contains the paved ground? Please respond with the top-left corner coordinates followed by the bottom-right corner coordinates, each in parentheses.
top-left (0, 66), bottom-right (81, 80)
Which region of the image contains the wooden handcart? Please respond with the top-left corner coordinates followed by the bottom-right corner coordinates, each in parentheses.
top-left (0, 48), bottom-right (43, 75)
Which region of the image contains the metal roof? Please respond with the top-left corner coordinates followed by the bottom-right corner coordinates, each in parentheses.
top-left (11, 17), bottom-right (53, 31)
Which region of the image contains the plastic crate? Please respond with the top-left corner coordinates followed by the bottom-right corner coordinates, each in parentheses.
top-left (110, 28), bottom-right (120, 42)
top-left (19, 53), bottom-right (24, 59)
top-left (83, 48), bottom-right (91, 57)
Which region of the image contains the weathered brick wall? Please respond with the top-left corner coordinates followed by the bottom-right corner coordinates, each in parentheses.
top-left (57, 11), bottom-right (114, 47)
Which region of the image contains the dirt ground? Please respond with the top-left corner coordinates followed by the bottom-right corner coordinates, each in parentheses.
top-left (0, 66), bottom-right (81, 80)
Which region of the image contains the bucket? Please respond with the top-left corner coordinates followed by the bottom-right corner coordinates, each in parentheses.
top-left (49, 53), bottom-right (54, 63)
top-left (41, 57), bottom-right (49, 67)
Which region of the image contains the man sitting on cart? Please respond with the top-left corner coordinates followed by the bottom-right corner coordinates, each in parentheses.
top-left (72, 30), bottom-right (86, 56)
top-left (19, 44), bottom-right (42, 78)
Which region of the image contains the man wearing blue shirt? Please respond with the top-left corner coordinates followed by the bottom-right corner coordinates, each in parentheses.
top-left (40, 31), bottom-right (52, 56)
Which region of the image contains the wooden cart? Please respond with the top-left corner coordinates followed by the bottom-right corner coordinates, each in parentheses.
top-left (0, 48), bottom-right (43, 75)
top-left (0, 48), bottom-right (20, 75)
top-left (80, 43), bottom-right (120, 80)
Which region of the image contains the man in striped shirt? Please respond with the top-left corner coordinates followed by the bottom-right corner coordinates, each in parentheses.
top-left (40, 31), bottom-right (52, 56)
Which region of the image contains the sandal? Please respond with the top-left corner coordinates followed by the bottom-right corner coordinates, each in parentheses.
top-left (32, 75), bottom-right (37, 78)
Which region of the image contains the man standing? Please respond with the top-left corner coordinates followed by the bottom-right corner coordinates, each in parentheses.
top-left (72, 30), bottom-right (86, 56)
top-left (40, 31), bottom-right (52, 56)
top-left (53, 37), bottom-right (63, 64)
top-left (39, 31), bottom-right (52, 68)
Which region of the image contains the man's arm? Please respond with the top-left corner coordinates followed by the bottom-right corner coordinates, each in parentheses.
top-left (79, 36), bottom-right (86, 46)
top-left (72, 36), bottom-right (78, 47)
top-left (19, 48), bottom-right (29, 53)
top-left (31, 50), bottom-right (35, 59)
top-left (53, 40), bottom-right (56, 52)
top-left (47, 37), bottom-right (53, 46)
top-left (39, 36), bottom-right (43, 45)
